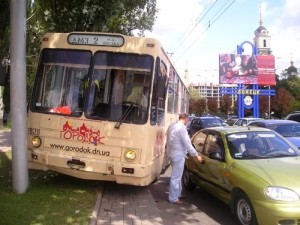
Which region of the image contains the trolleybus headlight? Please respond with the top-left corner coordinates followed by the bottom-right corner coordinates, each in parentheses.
top-left (124, 149), bottom-right (136, 161)
top-left (32, 136), bottom-right (41, 148)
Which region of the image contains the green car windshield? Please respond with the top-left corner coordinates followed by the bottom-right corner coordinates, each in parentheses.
top-left (226, 131), bottom-right (300, 159)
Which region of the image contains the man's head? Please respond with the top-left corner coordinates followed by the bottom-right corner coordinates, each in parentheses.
top-left (179, 113), bottom-right (189, 125)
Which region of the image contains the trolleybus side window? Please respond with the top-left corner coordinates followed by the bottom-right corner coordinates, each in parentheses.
top-left (150, 58), bottom-right (167, 125)
top-left (31, 49), bottom-right (91, 116)
top-left (86, 52), bottom-right (153, 124)
top-left (181, 88), bottom-right (188, 113)
top-left (174, 74), bottom-right (179, 114)
top-left (167, 66), bottom-right (175, 113)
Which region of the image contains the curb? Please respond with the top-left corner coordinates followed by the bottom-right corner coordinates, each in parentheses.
top-left (89, 185), bottom-right (104, 225)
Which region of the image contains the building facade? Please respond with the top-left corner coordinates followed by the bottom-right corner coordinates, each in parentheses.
top-left (189, 83), bottom-right (237, 111)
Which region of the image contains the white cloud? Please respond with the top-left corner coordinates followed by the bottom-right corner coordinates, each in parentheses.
top-left (145, 0), bottom-right (204, 50)
top-left (145, 0), bottom-right (300, 83)
top-left (268, 0), bottom-right (300, 72)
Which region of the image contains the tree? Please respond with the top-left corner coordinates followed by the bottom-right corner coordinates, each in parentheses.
top-left (188, 87), bottom-right (202, 100)
top-left (287, 79), bottom-right (300, 98)
top-left (271, 87), bottom-right (293, 118)
top-left (232, 100), bottom-right (238, 115)
top-left (27, 0), bottom-right (158, 99)
top-left (0, 0), bottom-right (10, 124)
top-left (1, 0), bottom-right (158, 123)
top-left (292, 98), bottom-right (300, 112)
top-left (259, 96), bottom-right (269, 118)
top-left (195, 98), bottom-right (206, 116)
top-left (189, 98), bottom-right (205, 116)
top-left (34, 0), bottom-right (157, 35)
top-left (188, 86), bottom-right (205, 115)
top-left (219, 95), bottom-right (231, 115)
top-left (207, 97), bottom-right (218, 114)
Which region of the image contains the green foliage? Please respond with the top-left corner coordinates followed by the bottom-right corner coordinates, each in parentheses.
top-left (188, 87), bottom-right (202, 100)
top-left (274, 70), bottom-right (300, 116)
top-left (0, 0), bottom-right (10, 118)
top-left (271, 87), bottom-right (293, 118)
top-left (0, 151), bottom-right (101, 225)
top-left (0, 0), bottom-right (158, 117)
top-left (259, 96), bottom-right (269, 118)
top-left (287, 78), bottom-right (300, 97)
top-left (207, 97), bottom-right (218, 114)
top-left (292, 98), bottom-right (300, 111)
top-left (189, 98), bottom-right (205, 116)
top-left (34, 0), bottom-right (157, 35)
top-left (219, 95), bottom-right (231, 115)
top-left (188, 87), bottom-right (207, 115)
top-left (26, 1), bottom-right (45, 101)
top-left (0, 0), bottom-right (9, 55)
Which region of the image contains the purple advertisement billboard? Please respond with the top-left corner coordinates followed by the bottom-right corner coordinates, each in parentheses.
top-left (219, 54), bottom-right (275, 85)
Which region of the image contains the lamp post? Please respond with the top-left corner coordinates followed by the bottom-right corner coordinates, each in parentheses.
top-left (268, 85), bottom-right (271, 119)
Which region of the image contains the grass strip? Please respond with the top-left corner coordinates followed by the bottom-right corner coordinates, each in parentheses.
top-left (0, 151), bottom-right (101, 225)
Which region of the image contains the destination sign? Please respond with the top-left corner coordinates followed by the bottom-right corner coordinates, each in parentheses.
top-left (67, 34), bottom-right (124, 47)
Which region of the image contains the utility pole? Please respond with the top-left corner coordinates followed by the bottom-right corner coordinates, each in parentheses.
top-left (10, 0), bottom-right (28, 194)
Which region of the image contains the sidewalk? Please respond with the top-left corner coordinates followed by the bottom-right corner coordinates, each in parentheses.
top-left (0, 129), bottom-right (163, 225)
top-left (91, 182), bottom-right (163, 225)
top-left (0, 129), bottom-right (11, 152)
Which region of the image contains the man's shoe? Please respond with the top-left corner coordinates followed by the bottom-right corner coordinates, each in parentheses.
top-left (179, 195), bottom-right (186, 199)
top-left (169, 199), bottom-right (184, 204)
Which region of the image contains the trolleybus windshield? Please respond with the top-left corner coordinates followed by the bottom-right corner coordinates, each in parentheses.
top-left (31, 49), bottom-right (153, 125)
top-left (31, 49), bottom-right (91, 116)
top-left (86, 52), bottom-right (153, 125)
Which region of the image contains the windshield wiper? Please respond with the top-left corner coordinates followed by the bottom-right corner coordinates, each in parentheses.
top-left (115, 102), bottom-right (135, 129)
top-left (241, 154), bottom-right (264, 159)
top-left (266, 153), bottom-right (294, 158)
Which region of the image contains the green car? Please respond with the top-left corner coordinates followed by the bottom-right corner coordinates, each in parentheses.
top-left (183, 127), bottom-right (300, 225)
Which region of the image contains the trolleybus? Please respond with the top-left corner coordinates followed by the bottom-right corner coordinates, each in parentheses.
top-left (27, 32), bottom-right (189, 186)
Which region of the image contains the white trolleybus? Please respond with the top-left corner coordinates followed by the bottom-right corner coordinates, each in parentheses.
top-left (28, 32), bottom-right (189, 186)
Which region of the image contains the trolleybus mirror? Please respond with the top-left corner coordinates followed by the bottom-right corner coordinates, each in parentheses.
top-left (155, 75), bottom-right (167, 99)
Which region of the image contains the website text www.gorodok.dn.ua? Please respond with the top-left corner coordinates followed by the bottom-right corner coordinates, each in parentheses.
top-left (49, 143), bottom-right (110, 156)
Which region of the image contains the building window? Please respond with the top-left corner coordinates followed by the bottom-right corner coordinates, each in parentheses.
top-left (263, 39), bottom-right (266, 47)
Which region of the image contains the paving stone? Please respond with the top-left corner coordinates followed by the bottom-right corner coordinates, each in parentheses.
top-left (96, 217), bottom-right (110, 225)
top-left (91, 182), bottom-right (163, 225)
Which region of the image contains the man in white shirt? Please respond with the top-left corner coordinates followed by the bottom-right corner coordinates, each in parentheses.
top-left (166, 113), bottom-right (203, 204)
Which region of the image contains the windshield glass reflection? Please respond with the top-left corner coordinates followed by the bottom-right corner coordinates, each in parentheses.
top-left (86, 52), bottom-right (153, 124)
top-left (227, 131), bottom-right (300, 159)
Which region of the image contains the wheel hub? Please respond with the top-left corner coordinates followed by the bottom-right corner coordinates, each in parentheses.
top-left (237, 199), bottom-right (251, 225)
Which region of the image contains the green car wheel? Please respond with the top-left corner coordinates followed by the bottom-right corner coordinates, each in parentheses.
top-left (234, 193), bottom-right (258, 225)
top-left (182, 167), bottom-right (196, 191)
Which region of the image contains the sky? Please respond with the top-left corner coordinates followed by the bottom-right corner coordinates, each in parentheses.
top-left (144, 0), bottom-right (300, 85)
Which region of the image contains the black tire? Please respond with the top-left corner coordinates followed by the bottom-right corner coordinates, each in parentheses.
top-left (234, 193), bottom-right (258, 225)
top-left (151, 174), bottom-right (160, 184)
top-left (182, 167), bottom-right (196, 191)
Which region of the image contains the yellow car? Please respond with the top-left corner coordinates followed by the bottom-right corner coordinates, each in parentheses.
top-left (183, 127), bottom-right (300, 225)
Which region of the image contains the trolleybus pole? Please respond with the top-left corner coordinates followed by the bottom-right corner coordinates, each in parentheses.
top-left (10, 0), bottom-right (28, 194)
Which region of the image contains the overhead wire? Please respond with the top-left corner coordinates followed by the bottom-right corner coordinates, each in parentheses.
top-left (174, 0), bottom-right (236, 62)
top-left (171, 0), bottom-right (218, 53)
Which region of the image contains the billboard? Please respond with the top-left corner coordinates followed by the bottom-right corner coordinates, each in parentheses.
top-left (219, 54), bottom-right (275, 85)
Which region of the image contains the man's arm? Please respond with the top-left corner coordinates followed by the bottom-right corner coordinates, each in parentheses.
top-left (181, 127), bottom-right (204, 163)
top-left (181, 128), bottom-right (198, 156)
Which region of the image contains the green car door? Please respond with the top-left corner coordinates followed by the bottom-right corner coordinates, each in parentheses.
top-left (187, 130), bottom-right (232, 204)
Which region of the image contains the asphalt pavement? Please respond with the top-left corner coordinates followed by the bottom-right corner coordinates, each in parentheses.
top-left (149, 167), bottom-right (237, 225)
top-left (91, 166), bottom-right (237, 225)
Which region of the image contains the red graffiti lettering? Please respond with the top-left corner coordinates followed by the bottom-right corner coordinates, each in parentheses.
top-left (60, 121), bottom-right (105, 146)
